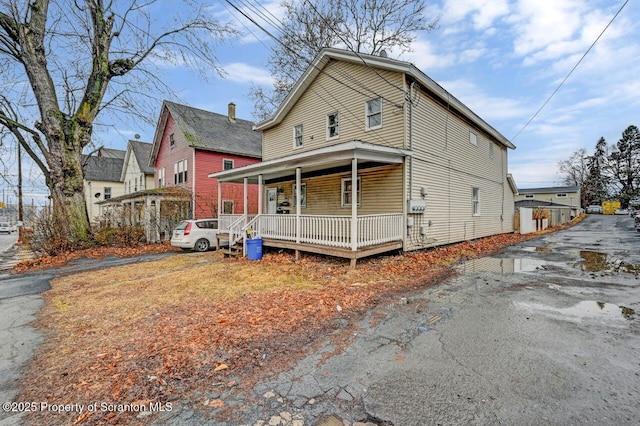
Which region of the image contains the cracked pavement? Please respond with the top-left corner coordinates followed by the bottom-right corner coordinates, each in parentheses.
top-left (166, 214), bottom-right (640, 425)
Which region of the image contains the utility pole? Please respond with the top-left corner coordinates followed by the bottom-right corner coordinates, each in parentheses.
top-left (17, 139), bottom-right (23, 242)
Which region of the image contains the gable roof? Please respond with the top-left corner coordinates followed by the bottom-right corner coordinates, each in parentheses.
top-left (82, 154), bottom-right (125, 182)
top-left (149, 101), bottom-right (262, 166)
top-left (97, 147), bottom-right (126, 159)
top-left (518, 186), bottom-right (580, 194)
top-left (254, 47), bottom-right (515, 150)
top-left (121, 140), bottom-right (154, 181)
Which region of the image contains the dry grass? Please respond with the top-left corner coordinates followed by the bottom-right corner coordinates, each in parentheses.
top-left (20, 221), bottom-right (584, 425)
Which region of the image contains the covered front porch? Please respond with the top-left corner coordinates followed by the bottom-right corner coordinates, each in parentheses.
top-left (210, 141), bottom-right (411, 267)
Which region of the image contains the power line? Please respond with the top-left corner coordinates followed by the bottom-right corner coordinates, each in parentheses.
top-left (511, 0), bottom-right (630, 142)
top-left (223, 0), bottom-right (401, 109)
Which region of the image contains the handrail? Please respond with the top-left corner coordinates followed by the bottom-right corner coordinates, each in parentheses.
top-left (240, 215), bottom-right (261, 256)
top-left (227, 215), bottom-right (247, 249)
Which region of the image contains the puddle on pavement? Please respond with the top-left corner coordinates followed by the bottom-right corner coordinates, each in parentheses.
top-left (514, 300), bottom-right (636, 322)
top-left (456, 256), bottom-right (563, 274)
top-left (578, 251), bottom-right (640, 275)
top-left (521, 246), bottom-right (552, 253)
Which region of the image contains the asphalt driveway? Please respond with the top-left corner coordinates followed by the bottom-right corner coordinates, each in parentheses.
top-left (176, 214), bottom-right (640, 426)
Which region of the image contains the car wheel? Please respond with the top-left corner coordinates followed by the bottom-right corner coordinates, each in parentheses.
top-left (194, 238), bottom-right (210, 252)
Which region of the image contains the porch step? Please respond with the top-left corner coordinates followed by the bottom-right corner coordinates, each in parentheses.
top-left (225, 245), bottom-right (242, 257)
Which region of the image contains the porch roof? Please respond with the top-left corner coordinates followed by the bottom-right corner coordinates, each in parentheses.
top-left (209, 140), bottom-right (411, 184)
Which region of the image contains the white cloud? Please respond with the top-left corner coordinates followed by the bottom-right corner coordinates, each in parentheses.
top-left (438, 79), bottom-right (530, 122)
top-left (402, 39), bottom-right (457, 70)
top-left (223, 62), bottom-right (274, 85)
top-left (441, 0), bottom-right (509, 30)
top-left (509, 0), bottom-right (586, 58)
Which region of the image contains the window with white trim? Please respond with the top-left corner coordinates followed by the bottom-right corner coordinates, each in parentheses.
top-left (294, 124), bottom-right (303, 148)
top-left (223, 159), bottom-right (234, 170)
top-left (157, 168), bottom-right (165, 188)
top-left (556, 193), bottom-right (568, 198)
top-left (341, 177), bottom-right (361, 207)
top-left (489, 142), bottom-right (494, 158)
top-left (525, 194), bottom-right (534, 199)
top-left (104, 187), bottom-right (111, 200)
top-left (365, 97), bottom-right (382, 130)
top-left (327, 112), bottom-right (339, 139)
top-left (292, 183), bottom-right (307, 207)
top-left (472, 187), bottom-right (480, 215)
top-left (222, 200), bottom-right (234, 214)
top-left (470, 131), bottom-right (478, 146)
top-left (174, 159), bottom-right (187, 184)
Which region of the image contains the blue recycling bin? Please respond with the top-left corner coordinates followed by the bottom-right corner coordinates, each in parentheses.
top-left (246, 238), bottom-right (263, 260)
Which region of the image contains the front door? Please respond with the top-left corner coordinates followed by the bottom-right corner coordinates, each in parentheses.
top-left (266, 188), bottom-right (277, 214)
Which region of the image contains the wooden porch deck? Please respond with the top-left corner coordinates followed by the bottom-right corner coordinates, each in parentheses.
top-left (262, 238), bottom-right (403, 267)
top-left (217, 233), bottom-right (403, 267)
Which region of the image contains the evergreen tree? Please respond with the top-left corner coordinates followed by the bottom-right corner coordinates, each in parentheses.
top-left (606, 125), bottom-right (640, 207)
top-left (583, 137), bottom-right (609, 206)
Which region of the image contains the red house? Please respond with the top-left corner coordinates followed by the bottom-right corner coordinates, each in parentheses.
top-left (149, 101), bottom-right (262, 218)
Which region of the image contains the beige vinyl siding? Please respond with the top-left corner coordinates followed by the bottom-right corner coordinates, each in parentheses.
top-left (262, 61), bottom-right (406, 161)
top-left (404, 87), bottom-right (513, 251)
top-left (514, 191), bottom-right (579, 206)
top-left (265, 165), bottom-right (403, 215)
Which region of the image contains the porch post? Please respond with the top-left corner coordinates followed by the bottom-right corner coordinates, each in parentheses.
top-left (243, 177), bottom-right (248, 221)
top-left (258, 174), bottom-right (263, 215)
top-left (296, 167), bottom-right (301, 246)
top-left (351, 158), bottom-right (358, 268)
top-left (217, 180), bottom-right (222, 218)
top-left (144, 196), bottom-right (151, 242)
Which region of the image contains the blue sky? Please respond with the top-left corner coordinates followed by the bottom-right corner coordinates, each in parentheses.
top-left (3, 0), bottom-right (640, 205)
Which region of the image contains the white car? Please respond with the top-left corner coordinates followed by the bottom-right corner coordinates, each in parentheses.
top-left (0, 222), bottom-right (14, 234)
top-left (170, 219), bottom-right (220, 252)
top-left (586, 205), bottom-right (603, 214)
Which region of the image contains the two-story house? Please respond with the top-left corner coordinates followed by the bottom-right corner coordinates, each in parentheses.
top-left (122, 140), bottom-right (155, 194)
top-left (82, 148), bottom-right (126, 223)
top-left (515, 185), bottom-right (581, 225)
top-left (149, 101), bottom-right (263, 219)
top-left (211, 48), bottom-right (516, 267)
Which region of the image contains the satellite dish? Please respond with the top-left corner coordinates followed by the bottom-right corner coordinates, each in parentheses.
top-left (379, 50), bottom-right (388, 58)
top-left (95, 193), bottom-right (101, 198)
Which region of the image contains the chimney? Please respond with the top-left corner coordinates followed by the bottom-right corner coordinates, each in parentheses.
top-left (228, 102), bottom-right (236, 123)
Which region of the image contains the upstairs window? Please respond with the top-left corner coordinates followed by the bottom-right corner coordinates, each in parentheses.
top-left (104, 187), bottom-right (112, 200)
top-left (489, 142), bottom-right (494, 158)
top-left (169, 133), bottom-right (175, 147)
top-left (365, 98), bottom-right (382, 130)
top-left (556, 193), bottom-right (568, 198)
top-left (174, 159), bottom-right (188, 184)
top-left (223, 159), bottom-right (234, 170)
top-left (525, 194), bottom-right (534, 199)
top-left (294, 124), bottom-right (303, 148)
top-left (327, 112), bottom-right (339, 139)
top-left (470, 131), bottom-right (478, 146)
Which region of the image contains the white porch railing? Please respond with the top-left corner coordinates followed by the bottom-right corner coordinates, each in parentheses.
top-left (220, 213), bottom-right (403, 249)
top-left (219, 214), bottom-right (255, 231)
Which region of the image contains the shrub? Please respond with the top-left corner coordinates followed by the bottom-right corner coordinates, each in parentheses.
top-left (93, 226), bottom-right (145, 246)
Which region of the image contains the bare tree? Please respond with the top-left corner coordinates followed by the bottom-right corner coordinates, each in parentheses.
top-left (0, 0), bottom-right (235, 243)
top-left (249, 0), bottom-right (438, 120)
top-left (558, 148), bottom-right (589, 188)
